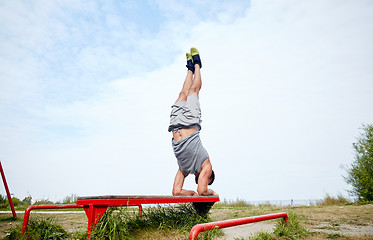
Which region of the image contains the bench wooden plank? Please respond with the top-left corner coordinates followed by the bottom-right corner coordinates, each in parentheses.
top-left (77, 195), bottom-right (219, 200)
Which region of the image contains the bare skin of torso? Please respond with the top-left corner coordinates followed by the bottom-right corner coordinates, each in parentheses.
top-left (172, 127), bottom-right (197, 142)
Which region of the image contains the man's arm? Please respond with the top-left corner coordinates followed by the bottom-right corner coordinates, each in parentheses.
top-left (197, 179), bottom-right (218, 196)
top-left (172, 169), bottom-right (198, 196)
top-left (196, 159), bottom-right (218, 196)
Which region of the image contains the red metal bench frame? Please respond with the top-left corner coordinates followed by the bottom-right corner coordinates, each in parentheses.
top-left (76, 195), bottom-right (219, 238)
top-left (22, 195), bottom-right (219, 239)
top-left (22, 204), bottom-right (84, 233)
top-left (189, 212), bottom-right (288, 239)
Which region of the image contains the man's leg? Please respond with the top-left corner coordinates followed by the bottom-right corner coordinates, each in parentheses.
top-left (176, 70), bottom-right (193, 102)
top-left (187, 47), bottom-right (202, 97)
top-left (187, 65), bottom-right (202, 97)
top-left (176, 52), bottom-right (195, 102)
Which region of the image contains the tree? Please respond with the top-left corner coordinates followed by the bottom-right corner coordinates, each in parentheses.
top-left (0, 194), bottom-right (6, 204)
top-left (0, 194), bottom-right (7, 208)
top-left (22, 195), bottom-right (32, 205)
top-left (345, 124), bottom-right (373, 201)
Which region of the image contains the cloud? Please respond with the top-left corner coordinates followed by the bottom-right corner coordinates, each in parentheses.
top-left (1, 0), bottom-right (372, 201)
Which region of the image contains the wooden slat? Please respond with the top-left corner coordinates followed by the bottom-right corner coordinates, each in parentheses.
top-left (77, 195), bottom-right (219, 200)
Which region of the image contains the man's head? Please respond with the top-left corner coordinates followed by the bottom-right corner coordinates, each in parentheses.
top-left (195, 170), bottom-right (215, 185)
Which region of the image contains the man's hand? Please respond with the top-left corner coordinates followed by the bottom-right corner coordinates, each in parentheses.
top-left (173, 189), bottom-right (198, 196)
top-left (209, 189), bottom-right (219, 196)
top-left (199, 188), bottom-right (218, 196)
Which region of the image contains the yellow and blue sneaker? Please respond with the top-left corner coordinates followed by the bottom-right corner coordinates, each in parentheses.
top-left (191, 47), bottom-right (202, 68)
top-left (186, 52), bottom-right (194, 73)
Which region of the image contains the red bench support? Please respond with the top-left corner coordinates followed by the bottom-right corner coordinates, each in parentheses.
top-left (22, 204), bottom-right (84, 233)
top-left (77, 195), bottom-right (220, 239)
top-left (189, 212), bottom-right (288, 240)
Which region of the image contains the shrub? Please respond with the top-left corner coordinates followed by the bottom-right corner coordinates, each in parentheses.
top-left (22, 196), bottom-right (32, 205)
top-left (34, 199), bottom-right (54, 205)
top-left (62, 194), bottom-right (78, 204)
top-left (345, 123), bottom-right (373, 201)
top-left (6, 197), bottom-right (21, 206)
top-left (0, 194), bottom-right (7, 204)
top-left (0, 194), bottom-right (8, 209)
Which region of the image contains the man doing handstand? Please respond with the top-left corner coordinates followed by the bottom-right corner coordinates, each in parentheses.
top-left (169, 47), bottom-right (217, 196)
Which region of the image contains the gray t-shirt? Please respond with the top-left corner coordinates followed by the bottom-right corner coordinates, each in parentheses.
top-left (172, 130), bottom-right (209, 175)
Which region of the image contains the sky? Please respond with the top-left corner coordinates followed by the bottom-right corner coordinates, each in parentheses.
top-left (1, 0), bottom-right (373, 203)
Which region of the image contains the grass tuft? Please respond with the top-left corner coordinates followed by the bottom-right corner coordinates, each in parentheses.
top-left (0, 216), bottom-right (18, 222)
top-left (273, 213), bottom-right (308, 239)
top-left (91, 204), bottom-right (220, 240)
top-left (198, 228), bottom-right (224, 240)
top-left (317, 194), bottom-right (351, 206)
top-left (216, 198), bottom-right (254, 208)
top-left (249, 231), bottom-right (273, 240)
top-left (326, 232), bottom-right (345, 239)
top-left (5, 217), bottom-right (69, 240)
top-left (249, 213), bottom-right (308, 240)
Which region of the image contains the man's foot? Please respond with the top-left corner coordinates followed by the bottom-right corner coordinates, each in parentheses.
top-left (191, 47), bottom-right (202, 68)
top-left (186, 52), bottom-right (195, 73)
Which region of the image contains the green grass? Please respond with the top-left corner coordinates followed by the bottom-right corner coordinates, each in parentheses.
top-left (216, 198), bottom-right (254, 208)
top-left (5, 217), bottom-right (69, 240)
top-left (316, 194), bottom-right (351, 206)
top-left (273, 213), bottom-right (308, 239)
top-left (326, 233), bottom-right (345, 239)
top-left (3, 203), bottom-right (222, 240)
top-left (248, 231), bottom-right (273, 240)
top-left (90, 204), bottom-right (222, 239)
top-left (0, 216), bottom-right (18, 222)
top-left (248, 213), bottom-right (308, 240)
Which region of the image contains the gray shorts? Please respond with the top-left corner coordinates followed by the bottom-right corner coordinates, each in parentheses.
top-left (172, 130), bottom-right (209, 175)
top-left (168, 95), bottom-right (202, 132)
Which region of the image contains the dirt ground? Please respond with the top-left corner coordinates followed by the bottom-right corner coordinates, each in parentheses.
top-left (0, 204), bottom-right (372, 239)
top-left (212, 204), bottom-right (373, 239)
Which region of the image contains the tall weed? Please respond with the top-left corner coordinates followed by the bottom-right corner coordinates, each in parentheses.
top-left (317, 194), bottom-right (351, 206)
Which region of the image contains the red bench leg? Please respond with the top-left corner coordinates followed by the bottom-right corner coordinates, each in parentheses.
top-left (138, 204), bottom-right (142, 216)
top-left (84, 204), bottom-right (108, 239)
top-left (22, 204), bottom-right (84, 234)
